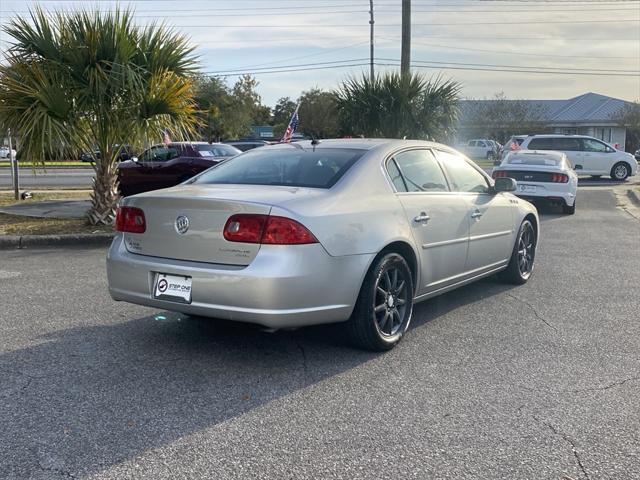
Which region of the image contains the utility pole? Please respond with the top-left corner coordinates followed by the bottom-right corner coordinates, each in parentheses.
top-left (401, 0), bottom-right (411, 77)
top-left (8, 129), bottom-right (19, 200)
top-left (369, 0), bottom-right (375, 81)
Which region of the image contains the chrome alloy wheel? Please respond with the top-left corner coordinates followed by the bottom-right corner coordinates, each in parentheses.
top-left (613, 163), bottom-right (629, 180)
top-left (517, 222), bottom-right (535, 279)
top-left (373, 266), bottom-right (410, 336)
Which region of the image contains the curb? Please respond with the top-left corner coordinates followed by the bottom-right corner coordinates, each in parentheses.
top-left (627, 189), bottom-right (640, 206)
top-left (0, 233), bottom-right (114, 250)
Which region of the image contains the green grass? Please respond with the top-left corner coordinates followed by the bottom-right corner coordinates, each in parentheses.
top-left (0, 160), bottom-right (89, 167)
top-left (0, 191), bottom-right (111, 236)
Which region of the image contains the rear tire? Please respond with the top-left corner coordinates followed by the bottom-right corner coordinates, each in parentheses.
top-left (562, 201), bottom-right (576, 215)
top-left (347, 252), bottom-right (414, 351)
top-left (499, 220), bottom-right (536, 285)
top-left (611, 162), bottom-right (630, 181)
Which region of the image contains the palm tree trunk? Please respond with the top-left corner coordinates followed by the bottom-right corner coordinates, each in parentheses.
top-left (87, 158), bottom-right (119, 225)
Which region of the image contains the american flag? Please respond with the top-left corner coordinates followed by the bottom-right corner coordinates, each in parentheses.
top-left (280, 105), bottom-right (300, 143)
top-left (162, 130), bottom-right (171, 146)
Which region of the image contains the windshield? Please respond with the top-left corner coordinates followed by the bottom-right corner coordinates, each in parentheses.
top-left (195, 144), bottom-right (241, 157)
top-left (193, 147), bottom-right (365, 188)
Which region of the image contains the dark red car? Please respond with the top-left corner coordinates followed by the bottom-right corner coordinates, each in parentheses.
top-left (118, 142), bottom-right (241, 197)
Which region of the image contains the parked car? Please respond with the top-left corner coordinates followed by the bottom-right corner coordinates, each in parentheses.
top-left (459, 139), bottom-right (496, 160)
top-left (512, 134), bottom-right (638, 181)
top-left (107, 139), bottom-right (539, 351)
top-left (493, 150), bottom-right (578, 214)
top-left (117, 142), bottom-right (240, 197)
top-left (223, 139), bottom-right (270, 152)
top-left (80, 145), bottom-right (135, 163)
top-left (0, 146), bottom-right (17, 159)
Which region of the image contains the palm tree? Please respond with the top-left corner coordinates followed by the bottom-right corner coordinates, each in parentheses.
top-left (0, 8), bottom-right (198, 224)
top-left (335, 71), bottom-right (461, 142)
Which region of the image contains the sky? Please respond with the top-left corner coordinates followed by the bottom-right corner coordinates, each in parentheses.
top-left (0, 0), bottom-right (638, 107)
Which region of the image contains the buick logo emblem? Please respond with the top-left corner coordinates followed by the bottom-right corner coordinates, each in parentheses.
top-left (175, 215), bottom-right (189, 235)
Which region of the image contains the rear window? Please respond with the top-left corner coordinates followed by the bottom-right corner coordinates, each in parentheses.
top-left (527, 138), bottom-right (554, 150)
top-left (507, 154), bottom-right (562, 166)
top-left (193, 147), bottom-right (365, 188)
top-left (195, 144), bottom-right (240, 157)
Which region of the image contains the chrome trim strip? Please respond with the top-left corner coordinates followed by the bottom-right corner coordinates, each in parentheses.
top-left (414, 261), bottom-right (509, 302)
top-left (469, 230), bottom-right (513, 242)
top-left (422, 237), bottom-right (468, 249)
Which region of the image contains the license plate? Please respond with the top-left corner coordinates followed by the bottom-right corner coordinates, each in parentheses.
top-left (154, 273), bottom-right (192, 303)
top-left (518, 184), bottom-right (537, 193)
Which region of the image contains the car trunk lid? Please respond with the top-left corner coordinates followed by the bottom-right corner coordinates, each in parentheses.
top-left (122, 184), bottom-right (324, 265)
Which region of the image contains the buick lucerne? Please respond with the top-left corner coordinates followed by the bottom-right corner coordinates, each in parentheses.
top-left (107, 139), bottom-right (539, 351)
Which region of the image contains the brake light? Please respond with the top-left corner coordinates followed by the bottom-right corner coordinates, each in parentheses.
top-left (223, 214), bottom-right (318, 245)
top-left (115, 206), bottom-right (146, 233)
top-left (492, 170), bottom-right (508, 179)
top-left (551, 173), bottom-right (569, 183)
top-left (223, 214), bottom-right (267, 243)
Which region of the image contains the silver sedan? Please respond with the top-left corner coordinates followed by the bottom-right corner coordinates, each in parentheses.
top-left (107, 139), bottom-right (539, 351)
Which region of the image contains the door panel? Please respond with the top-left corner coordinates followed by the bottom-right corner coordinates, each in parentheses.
top-left (389, 149), bottom-right (470, 295)
top-left (435, 149), bottom-right (514, 273)
top-left (396, 193), bottom-right (470, 294)
top-left (464, 193), bottom-right (514, 271)
top-left (580, 138), bottom-right (614, 174)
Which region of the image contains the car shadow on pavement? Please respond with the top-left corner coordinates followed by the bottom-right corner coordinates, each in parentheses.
top-left (1, 275), bottom-right (515, 479)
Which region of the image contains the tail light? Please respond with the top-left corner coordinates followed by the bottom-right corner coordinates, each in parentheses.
top-left (492, 170), bottom-right (508, 179)
top-left (115, 206), bottom-right (146, 233)
top-left (224, 214), bottom-right (318, 245)
top-left (551, 173), bottom-right (569, 183)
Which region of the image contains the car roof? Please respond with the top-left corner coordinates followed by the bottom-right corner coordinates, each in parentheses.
top-left (268, 138), bottom-right (448, 151)
top-left (525, 134), bottom-right (591, 139)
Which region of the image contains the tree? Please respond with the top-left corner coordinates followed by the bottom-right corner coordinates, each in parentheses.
top-left (614, 101), bottom-right (640, 152)
top-left (335, 71), bottom-right (460, 142)
top-left (462, 92), bottom-right (550, 143)
top-left (0, 8), bottom-right (198, 224)
top-left (232, 75), bottom-right (271, 125)
top-left (193, 75), bottom-right (250, 141)
top-left (297, 89), bottom-right (339, 139)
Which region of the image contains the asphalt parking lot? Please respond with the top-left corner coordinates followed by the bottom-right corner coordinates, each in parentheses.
top-left (1, 188), bottom-right (639, 479)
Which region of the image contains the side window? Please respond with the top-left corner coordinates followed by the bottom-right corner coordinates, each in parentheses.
top-left (139, 147), bottom-right (157, 162)
top-left (392, 149), bottom-right (449, 193)
top-left (166, 147), bottom-right (180, 160)
top-left (386, 159), bottom-right (407, 192)
top-left (582, 138), bottom-right (608, 153)
top-left (554, 138), bottom-right (581, 151)
top-left (469, 140), bottom-right (477, 147)
top-left (437, 150), bottom-right (490, 194)
top-left (528, 138), bottom-right (553, 150)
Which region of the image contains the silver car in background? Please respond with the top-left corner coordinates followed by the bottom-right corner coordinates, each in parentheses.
top-left (107, 139), bottom-right (539, 351)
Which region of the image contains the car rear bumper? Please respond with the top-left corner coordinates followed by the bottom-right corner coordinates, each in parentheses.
top-left (106, 234), bottom-right (374, 328)
top-left (514, 185), bottom-right (576, 206)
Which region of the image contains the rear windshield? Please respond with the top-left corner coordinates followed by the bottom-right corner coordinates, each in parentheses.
top-left (193, 147), bottom-right (365, 188)
top-left (195, 144), bottom-right (240, 157)
top-left (507, 154), bottom-right (562, 166)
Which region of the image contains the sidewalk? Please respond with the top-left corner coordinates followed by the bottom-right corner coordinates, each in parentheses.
top-left (0, 199), bottom-right (90, 219)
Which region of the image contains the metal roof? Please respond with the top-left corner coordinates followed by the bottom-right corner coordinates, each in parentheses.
top-left (459, 92), bottom-right (633, 125)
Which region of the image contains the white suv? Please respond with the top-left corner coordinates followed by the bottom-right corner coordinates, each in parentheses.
top-left (515, 135), bottom-right (638, 181)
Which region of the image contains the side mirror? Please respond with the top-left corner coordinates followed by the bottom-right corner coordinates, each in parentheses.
top-left (494, 177), bottom-right (517, 193)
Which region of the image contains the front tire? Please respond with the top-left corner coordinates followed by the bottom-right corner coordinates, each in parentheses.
top-left (499, 220), bottom-right (536, 285)
top-left (611, 162), bottom-right (630, 181)
top-left (347, 252), bottom-right (414, 351)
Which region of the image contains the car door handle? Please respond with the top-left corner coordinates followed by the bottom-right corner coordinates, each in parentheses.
top-left (413, 212), bottom-right (430, 224)
top-left (471, 210), bottom-right (483, 219)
